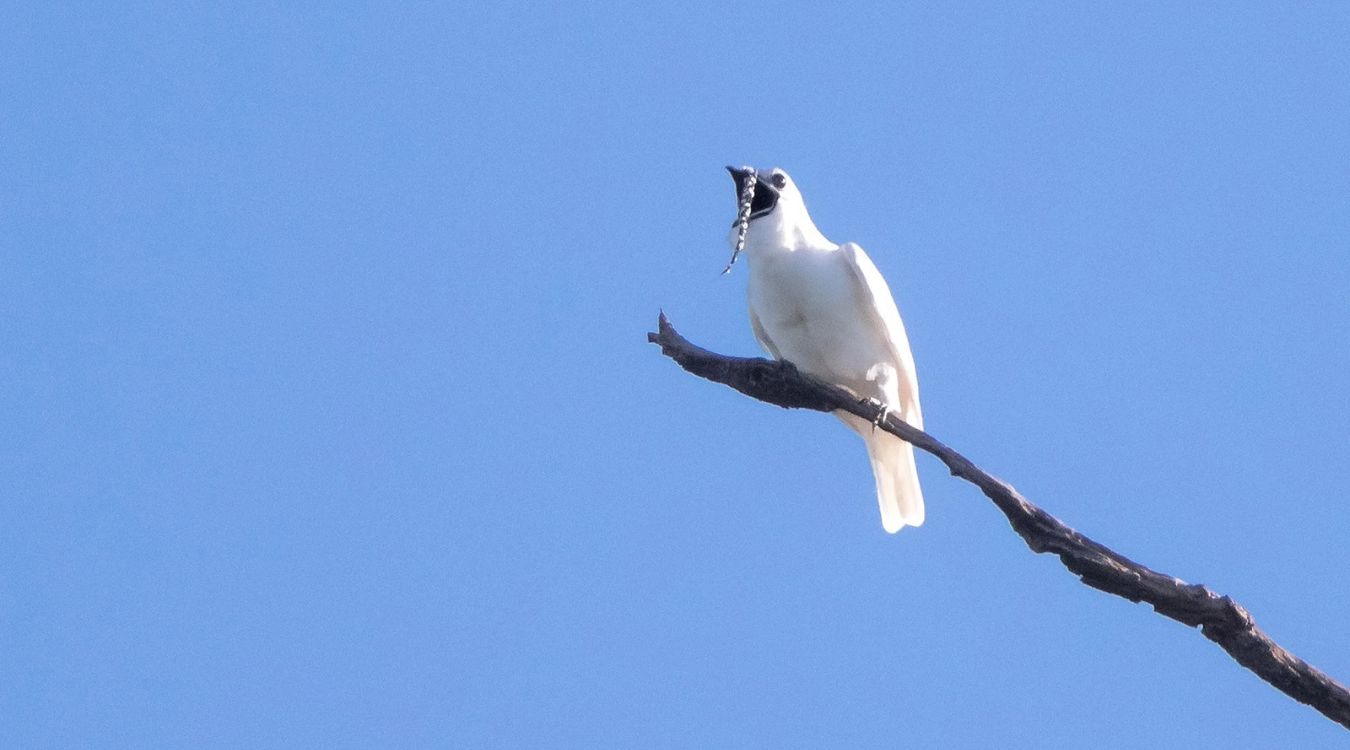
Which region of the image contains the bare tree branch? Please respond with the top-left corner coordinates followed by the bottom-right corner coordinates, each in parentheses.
top-left (647, 311), bottom-right (1350, 731)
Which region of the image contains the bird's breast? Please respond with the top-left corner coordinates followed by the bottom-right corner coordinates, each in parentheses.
top-left (748, 250), bottom-right (881, 385)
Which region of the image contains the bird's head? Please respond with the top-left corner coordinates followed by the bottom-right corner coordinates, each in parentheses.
top-left (725, 166), bottom-right (828, 253)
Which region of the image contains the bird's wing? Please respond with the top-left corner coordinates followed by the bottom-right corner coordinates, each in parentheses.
top-left (748, 307), bottom-right (782, 359)
top-left (839, 242), bottom-right (922, 429)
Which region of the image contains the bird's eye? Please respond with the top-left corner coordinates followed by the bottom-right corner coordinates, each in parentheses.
top-left (771, 173), bottom-right (787, 189)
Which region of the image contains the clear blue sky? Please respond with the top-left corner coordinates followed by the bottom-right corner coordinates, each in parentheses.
top-left (4, 3), bottom-right (1348, 747)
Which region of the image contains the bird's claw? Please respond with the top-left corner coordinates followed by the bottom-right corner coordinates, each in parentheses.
top-left (863, 398), bottom-right (890, 433)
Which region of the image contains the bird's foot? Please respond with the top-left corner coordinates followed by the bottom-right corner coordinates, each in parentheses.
top-left (862, 398), bottom-right (890, 433)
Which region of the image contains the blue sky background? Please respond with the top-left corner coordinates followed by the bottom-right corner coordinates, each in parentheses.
top-left (4, 2), bottom-right (1349, 747)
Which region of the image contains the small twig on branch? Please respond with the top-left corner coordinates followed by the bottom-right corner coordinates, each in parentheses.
top-left (647, 311), bottom-right (1350, 731)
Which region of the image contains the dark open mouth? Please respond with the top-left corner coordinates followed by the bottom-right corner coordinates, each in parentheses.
top-left (749, 183), bottom-right (779, 218)
top-left (727, 166), bottom-right (780, 224)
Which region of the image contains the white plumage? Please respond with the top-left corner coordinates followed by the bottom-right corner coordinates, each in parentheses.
top-left (727, 166), bottom-right (924, 533)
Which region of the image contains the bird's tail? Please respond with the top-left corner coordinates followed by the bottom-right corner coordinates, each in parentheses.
top-left (865, 431), bottom-right (925, 534)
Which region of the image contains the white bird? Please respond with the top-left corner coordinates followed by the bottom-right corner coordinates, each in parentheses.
top-left (726, 166), bottom-right (925, 533)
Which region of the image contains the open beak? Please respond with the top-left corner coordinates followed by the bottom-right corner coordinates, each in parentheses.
top-left (726, 165), bottom-right (780, 222)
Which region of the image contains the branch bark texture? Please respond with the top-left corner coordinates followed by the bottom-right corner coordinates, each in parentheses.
top-left (648, 312), bottom-right (1350, 731)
